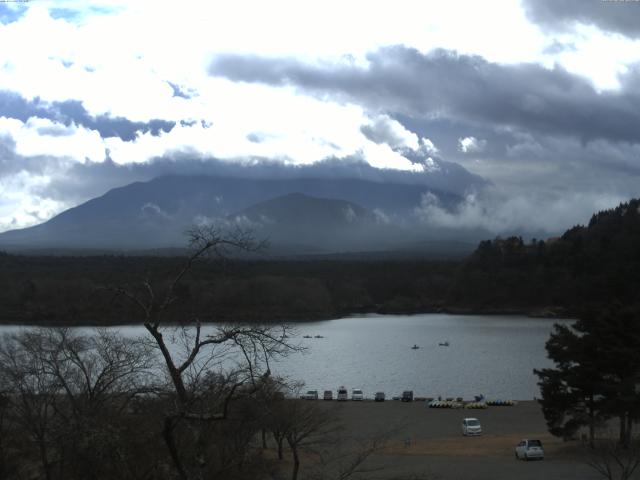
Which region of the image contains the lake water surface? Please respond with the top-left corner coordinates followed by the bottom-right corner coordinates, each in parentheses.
top-left (278, 314), bottom-right (570, 400)
top-left (0, 314), bottom-right (571, 400)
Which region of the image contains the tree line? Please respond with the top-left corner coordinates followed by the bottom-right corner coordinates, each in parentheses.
top-left (529, 200), bottom-right (640, 479)
top-left (3, 199), bottom-right (640, 326)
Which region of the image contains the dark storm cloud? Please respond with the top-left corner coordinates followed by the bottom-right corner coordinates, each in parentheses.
top-left (0, 90), bottom-right (175, 141)
top-left (210, 47), bottom-right (640, 144)
top-left (523, 0), bottom-right (640, 38)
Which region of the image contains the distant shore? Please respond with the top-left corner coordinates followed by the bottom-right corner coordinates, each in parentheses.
top-left (0, 306), bottom-right (574, 327)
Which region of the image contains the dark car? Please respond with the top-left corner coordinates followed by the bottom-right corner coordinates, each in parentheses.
top-left (401, 390), bottom-right (414, 402)
top-left (375, 392), bottom-right (386, 402)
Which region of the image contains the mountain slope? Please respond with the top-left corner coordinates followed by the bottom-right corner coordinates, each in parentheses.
top-left (231, 192), bottom-right (374, 227)
top-left (0, 174), bottom-right (468, 251)
top-left (228, 192), bottom-right (392, 252)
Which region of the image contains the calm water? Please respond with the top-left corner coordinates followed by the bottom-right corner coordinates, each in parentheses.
top-left (277, 314), bottom-right (570, 400)
top-left (0, 314), bottom-right (570, 400)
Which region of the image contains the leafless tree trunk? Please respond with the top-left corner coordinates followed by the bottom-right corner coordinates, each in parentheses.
top-left (112, 225), bottom-right (299, 480)
top-left (289, 441), bottom-right (301, 480)
top-left (275, 399), bottom-right (337, 480)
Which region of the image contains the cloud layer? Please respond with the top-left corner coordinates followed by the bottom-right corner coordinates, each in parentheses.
top-left (2, 2), bottom-right (640, 241)
top-left (523, 0), bottom-right (640, 38)
top-left (210, 47), bottom-right (640, 144)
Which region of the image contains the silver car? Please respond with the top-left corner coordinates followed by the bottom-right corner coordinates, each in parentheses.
top-left (515, 439), bottom-right (544, 460)
top-left (462, 417), bottom-right (482, 436)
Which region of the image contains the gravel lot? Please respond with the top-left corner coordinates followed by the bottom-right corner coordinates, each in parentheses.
top-left (303, 400), bottom-right (602, 480)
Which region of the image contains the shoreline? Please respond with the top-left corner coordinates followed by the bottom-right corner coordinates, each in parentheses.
top-left (0, 307), bottom-right (574, 328)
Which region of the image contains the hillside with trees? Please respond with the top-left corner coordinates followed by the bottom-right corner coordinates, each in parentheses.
top-left (0, 199), bottom-right (639, 325)
top-left (451, 198), bottom-right (640, 315)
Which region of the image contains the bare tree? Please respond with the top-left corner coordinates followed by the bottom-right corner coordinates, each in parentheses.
top-left (112, 225), bottom-right (299, 480)
top-left (0, 331), bottom-right (62, 480)
top-left (0, 328), bottom-right (157, 480)
top-left (274, 399), bottom-right (338, 480)
top-left (585, 438), bottom-right (640, 480)
top-left (0, 375), bottom-right (20, 480)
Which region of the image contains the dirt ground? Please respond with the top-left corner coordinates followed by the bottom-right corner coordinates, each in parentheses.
top-left (291, 400), bottom-right (603, 480)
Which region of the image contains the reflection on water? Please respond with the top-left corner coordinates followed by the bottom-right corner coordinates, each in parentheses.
top-left (0, 313), bottom-right (570, 400)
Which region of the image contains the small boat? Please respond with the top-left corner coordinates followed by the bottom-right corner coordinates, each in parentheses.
top-left (411, 344), bottom-right (419, 350)
top-left (314, 335), bottom-right (324, 338)
top-left (438, 341), bottom-right (450, 347)
top-left (303, 335), bottom-right (312, 339)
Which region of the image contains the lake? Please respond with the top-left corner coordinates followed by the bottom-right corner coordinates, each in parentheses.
top-left (277, 314), bottom-right (570, 401)
top-left (0, 314), bottom-right (570, 400)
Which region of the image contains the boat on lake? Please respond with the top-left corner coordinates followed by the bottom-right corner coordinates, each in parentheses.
top-left (438, 341), bottom-right (450, 347)
top-left (411, 344), bottom-right (419, 349)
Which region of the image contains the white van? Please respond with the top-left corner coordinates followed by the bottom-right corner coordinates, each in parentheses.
top-left (337, 386), bottom-right (348, 401)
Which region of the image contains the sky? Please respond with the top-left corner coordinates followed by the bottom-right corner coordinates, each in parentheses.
top-left (1, 0), bottom-right (640, 235)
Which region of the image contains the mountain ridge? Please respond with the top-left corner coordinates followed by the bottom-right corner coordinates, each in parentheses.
top-left (0, 174), bottom-right (473, 253)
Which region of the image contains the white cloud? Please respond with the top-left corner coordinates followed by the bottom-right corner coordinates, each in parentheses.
top-left (1, 1), bottom-right (640, 234)
top-left (0, 171), bottom-right (67, 232)
top-left (0, 117), bottom-right (105, 162)
top-left (458, 136), bottom-right (487, 153)
top-left (415, 188), bottom-right (625, 235)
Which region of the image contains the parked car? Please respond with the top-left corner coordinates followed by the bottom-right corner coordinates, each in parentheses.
top-left (337, 386), bottom-right (348, 401)
top-left (401, 390), bottom-right (414, 402)
top-left (374, 392), bottom-right (386, 402)
top-left (515, 439), bottom-right (544, 460)
top-left (352, 389), bottom-right (364, 401)
top-left (303, 390), bottom-right (318, 400)
top-left (462, 417), bottom-right (482, 436)
top-left (323, 390), bottom-right (333, 401)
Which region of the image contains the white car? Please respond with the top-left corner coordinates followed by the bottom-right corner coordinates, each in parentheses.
top-left (462, 417), bottom-right (482, 436)
top-left (303, 390), bottom-right (318, 400)
top-left (337, 386), bottom-right (349, 401)
top-left (515, 439), bottom-right (544, 461)
top-left (351, 389), bottom-right (364, 401)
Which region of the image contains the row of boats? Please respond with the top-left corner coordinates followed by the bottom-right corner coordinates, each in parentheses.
top-left (411, 341), bottom-right (450, 349)
top-left (299, 336), bottom-right (449, 346)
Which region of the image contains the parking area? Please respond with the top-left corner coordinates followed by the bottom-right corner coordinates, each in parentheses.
top-left (318, 400), bottom-right (601, 480)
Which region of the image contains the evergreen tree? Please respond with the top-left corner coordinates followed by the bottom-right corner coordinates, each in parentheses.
top-left (536, 306), bottom-right (640, 447)
top-left (535, 321), bottom-right (606, 446)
